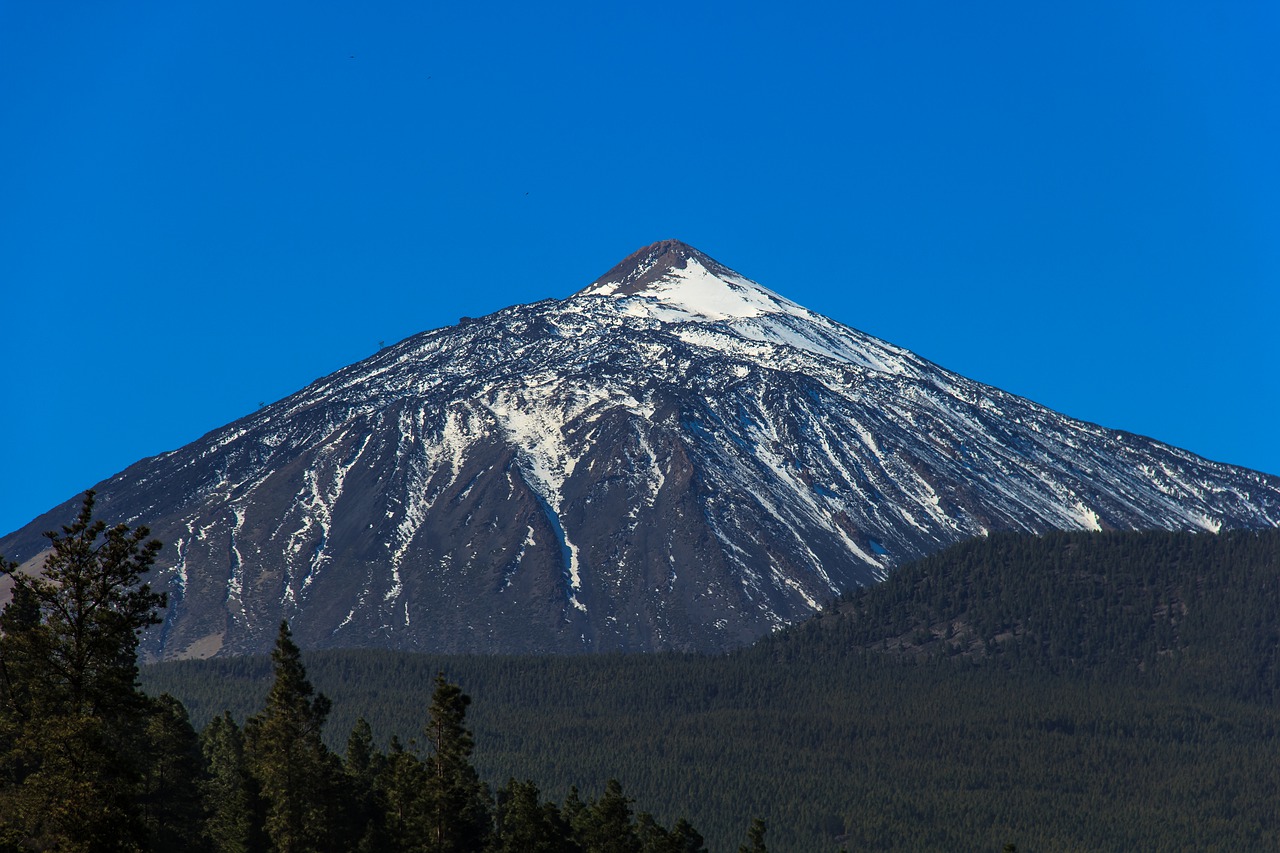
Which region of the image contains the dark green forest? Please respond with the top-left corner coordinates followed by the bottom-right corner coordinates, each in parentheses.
top-left (142, 529), bottom-right (1280, 851)
top-left (5, 493), bottom-right (1279, 851)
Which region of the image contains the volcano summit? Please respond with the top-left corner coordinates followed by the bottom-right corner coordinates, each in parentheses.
top-left (3, 240), bottom-right (1278, 660)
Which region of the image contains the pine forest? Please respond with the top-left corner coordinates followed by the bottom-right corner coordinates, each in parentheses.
top-left (4, 493), bottom-right (1280, 851)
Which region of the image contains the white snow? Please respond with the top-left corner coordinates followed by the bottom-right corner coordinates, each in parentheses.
top-left (225, 507), bottom-right (248, 624)
top-left (578, 256), bottom-right (921, 377)
top-left (1070, 503), bottom-right (1103, 532)
top-left (172, 527), bottom-right (192, 598)
top-left (606, 257), bottom-right (792, 321)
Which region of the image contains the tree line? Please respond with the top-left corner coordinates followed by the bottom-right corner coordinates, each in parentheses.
top-left (1, 494), bottom-right (756, 853)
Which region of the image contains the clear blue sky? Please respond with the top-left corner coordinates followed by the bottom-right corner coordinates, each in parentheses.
top-left (2, 2), bottom-right (1277, 536)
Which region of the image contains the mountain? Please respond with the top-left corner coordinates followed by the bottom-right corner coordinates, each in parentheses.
top-left (3, 240), bottom-right (1279, 660)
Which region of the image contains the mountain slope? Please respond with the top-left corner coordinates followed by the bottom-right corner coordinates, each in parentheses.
top-left (762, 528), bottom-right (1280, 701)
top-left (4, 240), bottom-right (1279, 660)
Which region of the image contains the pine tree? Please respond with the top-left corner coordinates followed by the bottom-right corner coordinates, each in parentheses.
top-left (634, 813), bottom-right (672, 853)
top-left (0, 491), bottom-right (166, 852)
top-left (140, 694), bottom-right (211, 851)
top-left (667, 819), bottom-right (707, 853)
top-left (377, 736), bottom-right (429, 852)
top-left (344, 718), bottom-right (388, 852)
top-left (243, 621), bottom-right (344, 853)
top-left (633, 814), bottom-right (707, 853)
top-left (572, 779), bottom-right (640, 853)
top-left (489, 777), bottom-right (579, 853)
top-left (562, 785), bottom-right (588, 832)
top-left (422, 673), bottom-right (491, 853)
top-left (200, 712), bottom-right (265, 853)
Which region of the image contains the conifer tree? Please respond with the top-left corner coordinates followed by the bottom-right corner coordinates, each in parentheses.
top-left (489, 777), bottom-right (580, 853)
top-left (666, 819), bottom-right (707, 853)
top-left (634, 814), bottom-right (706, 853)
top-left (0, 491), bottom-right (165, 852)
top-left (422, 673), bottom-right (491, 852)
top-left (344, 718), bottom-right (388, 852)
top-left (201, 712), bottom-right (265, 853)
top-left (377, 736), bottom-right (429, 852)
top-left (634, 813), bottom-right (672, 853)
top-left (140, 694), bottom-right (211, 851)
top-left (244, 621), bottom-right (343, 853)
top-left (573, 779), bottom-right (640, 853)
top-left (562, 785), bottom-right (588, 831)
top-left (345, 717), bottom-right (381, 783)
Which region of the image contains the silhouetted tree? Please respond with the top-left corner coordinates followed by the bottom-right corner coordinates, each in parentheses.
top-left (244, 621), bottom-right (344, 853)
top-left (0, 491), bottom-right (165, 851)
top-left (423, 673), bottom-right (491, 852)
top-left (141, 694), bottom-right (211, 851)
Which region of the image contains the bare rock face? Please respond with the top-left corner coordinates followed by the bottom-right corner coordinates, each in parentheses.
top-left (4, 241), bottom-right (1279, 660)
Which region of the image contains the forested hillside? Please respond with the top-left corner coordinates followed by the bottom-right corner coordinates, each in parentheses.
top-left (142, 529), bottom-right (1280, 852)
top-left (769, 528), bottom-right (1280, 701)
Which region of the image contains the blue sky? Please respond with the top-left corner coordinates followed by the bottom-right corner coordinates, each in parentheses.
top-left (2, 2), bottom-right (1277, 535)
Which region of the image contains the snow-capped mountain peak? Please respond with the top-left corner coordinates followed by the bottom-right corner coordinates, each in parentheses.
top-left (575, 239), bottom-right (799, 322)
top-left (572, 240), bottom-right (915, 375)
top-left (2, 240), bottom-right (1277, 662)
